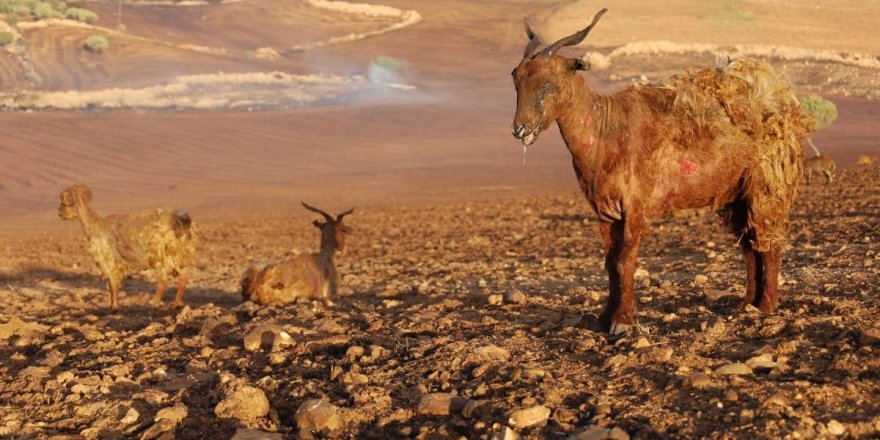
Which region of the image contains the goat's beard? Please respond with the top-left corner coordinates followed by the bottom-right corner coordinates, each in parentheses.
top-left (522, 132), bottom-right (537, 146)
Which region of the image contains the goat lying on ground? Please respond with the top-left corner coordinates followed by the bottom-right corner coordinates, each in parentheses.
top-left (241, 202), bottom-right (353, 305)
top-left (804, 155), bottom-right (837, 184)
top-left (511, 9), bottom-right (814, 333)
top-left (58, 184), bottom-right (197, 311)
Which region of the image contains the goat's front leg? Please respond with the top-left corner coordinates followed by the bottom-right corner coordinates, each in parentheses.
top-left (172, 271), bottom-right (187, 308)
top-left (151, 275), bottom-right (168, 306)
top-left (598, 221), bottom-right (642, 334)
top-left (740, 240), bottom-right (764, 308)
top-left (107, 276), bottom-right (121, 312)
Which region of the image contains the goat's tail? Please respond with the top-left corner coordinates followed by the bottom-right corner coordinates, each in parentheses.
top-left (171, 212), bottom-right (194, 239)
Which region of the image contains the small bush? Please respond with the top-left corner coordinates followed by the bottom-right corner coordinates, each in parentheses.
top-left (33, 2), bottom-right (63, 19)
top-left (12, 5), bottom-right (32, 17)
top-left (5, 12), bottom-right (17, 26)
top-left (372, 55), bottom-right (400, 71)
top-left (0, 31), bottom-right (12, 46)
top-left (798, 95), bottom-right (838, 131)
top-left (84, 34), bottom-right (108, 53)
top-left (65, 7), bottom-right (97, 24)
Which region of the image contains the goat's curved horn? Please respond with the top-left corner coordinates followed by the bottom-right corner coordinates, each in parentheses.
top-left (301, 201), bottom-right (333, 222)
top-left (536, 8), bottom-right (607, 58)
top-left (523, 20), bottom-right (542, 59)
top-left (336, 208), bottom-right (355, 222)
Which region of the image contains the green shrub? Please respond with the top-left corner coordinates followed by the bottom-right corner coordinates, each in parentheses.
top-left (84, 34), bottom-right (108, 53)
top-left (5, 12), bottom-right (17, 26)
top-left (65, 7), bottom-right (97, 23)
top-left (798, 95), bottom-right (838, 131)
top-left (372, 55), bottom-right (400, 71)
top-left (0, 31), bottom-right (12, 46)
top-left (33, 2), bottom-right (63, 19)
top-left (12, 5), bottom-right (32, 17)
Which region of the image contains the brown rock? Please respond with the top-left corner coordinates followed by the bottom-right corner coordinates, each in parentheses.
top-left (684, 372), bottom-right (711, 388)
top-left (470, 345), bottom-right (511, 364)
top-left (155, 403), bottom-right (188, 424)
top-left (244, 324), bottom-right (293, 352)
top-left (295, 399), bottom-right (340, 432)
top-left (462, 399), bottom-right (492, 419)
top-left (231, 428), bottom-right (284, 440)
top-left (215, 386), bottom-right (270, 421)
top-left (508, 405), bottom-right (551, 429)
top-left (860, 328), bottom-right (880, 346)
top-left (569, 426), bottom-right (630, 440)
top-left (417, 393), bottom-right (465, 416)
top-left (714, 363), bottom-right (752, 376)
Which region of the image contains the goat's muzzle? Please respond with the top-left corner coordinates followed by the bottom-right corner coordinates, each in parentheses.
top-left (58, 204), bottom-right (76, 220)
top-left (512, 123), bottom-right (539, 146)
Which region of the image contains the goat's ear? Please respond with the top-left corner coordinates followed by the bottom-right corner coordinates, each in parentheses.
top-left (568, 58), bottom-right (590, 72)
top-left (313, 220), bottom-right (324, 228)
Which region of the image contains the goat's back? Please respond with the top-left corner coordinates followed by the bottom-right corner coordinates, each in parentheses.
top-left (111, 208), bottom-right (197, 270)
top-left (242, 255), bottom-right (330, 305)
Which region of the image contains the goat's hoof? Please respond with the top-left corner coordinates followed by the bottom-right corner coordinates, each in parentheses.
top-left (172, 301), bottom-right (185, 309)
top-left (609, 322), bottom-right (633, 335)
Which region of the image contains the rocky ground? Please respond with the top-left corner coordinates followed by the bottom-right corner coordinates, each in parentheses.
top-left (0, 165), bottom-right (878, 439)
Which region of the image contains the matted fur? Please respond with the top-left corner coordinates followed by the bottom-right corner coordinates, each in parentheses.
top-left (59, 184), bottom-right (197, 309)
top-left (662, 59), bottom-right (813, 250)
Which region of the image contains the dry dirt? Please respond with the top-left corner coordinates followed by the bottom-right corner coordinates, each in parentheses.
top-left (0, 166), bottom-right (879, 439)
top-left (1, 0), bottom-right (880, 438)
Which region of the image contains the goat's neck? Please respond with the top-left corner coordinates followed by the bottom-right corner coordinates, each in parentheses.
top-left (318, 234), bottom-right (337, 264)
top-left (555, 77), bottom-right (605, 162)
top-left (75, 204), bottom-right (108, 241)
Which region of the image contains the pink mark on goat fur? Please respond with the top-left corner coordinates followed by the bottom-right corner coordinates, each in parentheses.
top-left (589, 134), bottom-right (597, 146)
top-left (678, 157), bottom-right (698, 176)
top-left (583, 113), bottom-right (593, 126)
top-left (309, 268), bottom-right (320, 295)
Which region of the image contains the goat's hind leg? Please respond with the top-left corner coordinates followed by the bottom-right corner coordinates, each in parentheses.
top-left (756, 245), bottom-right (782, 313)
top-left (151, 271), bottom-right (168, 307)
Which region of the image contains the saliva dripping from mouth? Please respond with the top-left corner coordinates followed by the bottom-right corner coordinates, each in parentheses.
top-left (523, 144), bottom-right (527, 165)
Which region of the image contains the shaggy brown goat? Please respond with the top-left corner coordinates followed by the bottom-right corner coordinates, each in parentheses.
top-left (511, 9), bottom-right (814, 333)
top-left (241, 202), bottom-right (353, 305)
top-left (803, 155), bottom-right (837, 184)
top-left (58, 184), bottom-right (197, 311)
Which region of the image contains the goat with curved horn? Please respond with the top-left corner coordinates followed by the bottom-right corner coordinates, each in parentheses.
top-left (510, 8), bottom-right (815, 335)
top-left (242, 202), bottom-right (355, 305)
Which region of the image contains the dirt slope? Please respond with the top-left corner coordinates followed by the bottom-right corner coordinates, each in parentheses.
top-left (1, 0), bottom-right (879, 237)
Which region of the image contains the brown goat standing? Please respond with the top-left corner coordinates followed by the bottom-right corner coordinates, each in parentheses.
top-left (511, 10), bottom-right (814, 333)
top-left (803, 155), bottom-right (837, 184)
top-left (58, 184), bottom-right (197, 311)
top-left (241, 202), bottom-right (353, 305)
